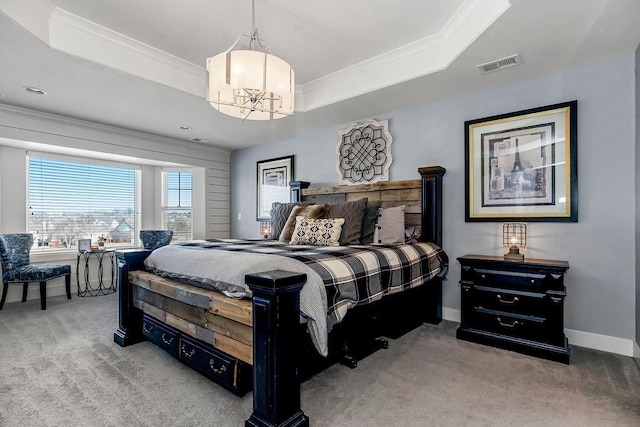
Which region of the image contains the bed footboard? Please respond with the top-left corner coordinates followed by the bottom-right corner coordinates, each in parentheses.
top-left (114, 250), bottom-right (309, 427)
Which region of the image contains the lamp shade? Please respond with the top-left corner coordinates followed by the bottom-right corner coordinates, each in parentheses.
top-left (207, 50), bottom-right (295, 120)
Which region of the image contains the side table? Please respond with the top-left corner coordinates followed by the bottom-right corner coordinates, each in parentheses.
top-left (457, 254), bottom-right (570, 364)
top-left (76, 249), bottom-right (117, 296)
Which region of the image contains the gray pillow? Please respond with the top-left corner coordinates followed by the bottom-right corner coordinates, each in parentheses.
top-left (373, 205), bottom-right (405, 244)
top-left (360, 200), bottom-right (382, 244)
top-left (268, 202), bottom-right (311, 239)
top-left (325, 198), bottom-right (368, 245)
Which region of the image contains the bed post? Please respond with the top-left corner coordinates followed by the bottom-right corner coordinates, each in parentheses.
top-left (419, 166), bottom-right (446, 248)
top-left (418, 166), bottom-right (445, 325)
top-left (289, 181), bottom-right (310, 203)
top-left (245, 271), bottom-right (309, 427)
top-left (114, 249), bottom-right (151, 347)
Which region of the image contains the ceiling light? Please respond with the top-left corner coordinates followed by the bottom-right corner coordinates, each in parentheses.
top-left (206, 0), bottom-right (295, 121)
top-left (24, 86), bottom-right (47, 95)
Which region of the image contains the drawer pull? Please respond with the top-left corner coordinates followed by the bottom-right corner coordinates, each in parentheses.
top-left (481, 274), bottom-right (486, 279)
top-left (496, 317), bottom-right (520, 328)
top-left (209, 359), bottom-right (227, 374)
top-left (181, 345), bottom-right (196, 359)
top-left (530, 279), bottom-right (535, 284)
top-left (142, 323), bottom-right (154, 334)
top-left (161, 333), bottom-right (174, 345)
top-left (496, 294), bottom-right (519, 304)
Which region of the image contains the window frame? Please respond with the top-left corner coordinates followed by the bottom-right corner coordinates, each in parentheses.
top-left (161, 168), bottom-right (194, 242)
top-left (26, 151), bottom-right (142, 253)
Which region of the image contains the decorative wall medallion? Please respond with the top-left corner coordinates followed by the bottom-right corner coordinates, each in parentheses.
top-left (336, 119), bottom-right (393, 185)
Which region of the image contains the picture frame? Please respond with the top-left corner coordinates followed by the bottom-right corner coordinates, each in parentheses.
top-left (465, 100), bottom-right (578, 222)
top-left (256, 155), bottom-right (294, 221)
top-left (77, 238), bottom-right (91, 252)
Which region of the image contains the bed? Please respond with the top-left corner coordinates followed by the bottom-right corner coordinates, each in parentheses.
top-left (114, 166), bottom-right (446, 427)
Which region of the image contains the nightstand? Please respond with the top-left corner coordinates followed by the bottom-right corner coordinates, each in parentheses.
top-left (456, 254), bottom-right (570, 364)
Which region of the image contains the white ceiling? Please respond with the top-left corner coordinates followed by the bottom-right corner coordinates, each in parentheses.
top-left (0, 0), bottom-right (639, 151)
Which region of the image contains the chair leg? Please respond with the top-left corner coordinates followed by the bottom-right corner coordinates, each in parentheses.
top-left (40, 281), bottom-right (46, 310)
top-left (0, 282), bottom-right (8, 310)
top-left (22, 282), bottom-right (28, 302)
top-left (65, 274), bottom-right (71, 300)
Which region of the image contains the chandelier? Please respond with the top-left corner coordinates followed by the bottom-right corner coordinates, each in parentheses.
top-left (206, 0), bottom-right (295, 120)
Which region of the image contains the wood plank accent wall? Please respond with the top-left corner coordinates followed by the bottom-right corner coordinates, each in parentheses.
top-left (207, 162), bottom-right (231, 239)
top-left (301, 179), bottom-right (423, 226)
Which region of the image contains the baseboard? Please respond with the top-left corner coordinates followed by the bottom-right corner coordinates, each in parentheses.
top-left (443, 307), bottom-right (461, 323)
top-left (564, 329), bottom-right (635, 357)
top-left (441, 307), bottom-right (635, 357)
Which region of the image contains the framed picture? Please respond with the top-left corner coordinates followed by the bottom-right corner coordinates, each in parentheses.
top-left (77, 239), bottom-right (91, 252)
top-left (256, 155), bottom-right (294, 220)
top-left (465, 100), bottom-right (578, 222)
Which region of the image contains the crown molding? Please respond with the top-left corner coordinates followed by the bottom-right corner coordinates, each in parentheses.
top-left (3, 1), bottom-right (509, 113)
top-left (298, 0), bottom-right (511, 111)
top-left (48, 8), bottom-right (206, 98)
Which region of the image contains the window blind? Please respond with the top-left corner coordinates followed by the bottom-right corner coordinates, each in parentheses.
top-left (28, 157), bottom-right (138, 250)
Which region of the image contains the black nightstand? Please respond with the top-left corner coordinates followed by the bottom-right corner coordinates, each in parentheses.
top-left (457, 254), bottom-right (570, 364)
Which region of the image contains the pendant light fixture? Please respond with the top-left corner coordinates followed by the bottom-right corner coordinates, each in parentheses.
top-left (206, 0), bottom-right (295, 120)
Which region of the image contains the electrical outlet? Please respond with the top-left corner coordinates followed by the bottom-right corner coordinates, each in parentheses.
top-left (237, 212), bottom-right (242, 220)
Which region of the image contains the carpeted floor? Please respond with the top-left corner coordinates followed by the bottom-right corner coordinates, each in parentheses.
top-left (0, 294), bottom-right (639, 427)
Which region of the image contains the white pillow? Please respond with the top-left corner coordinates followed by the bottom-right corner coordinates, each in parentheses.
top-left (373, 205), bottom-right (405, 244)
top-left (289, 217), bottom-right (345, 246)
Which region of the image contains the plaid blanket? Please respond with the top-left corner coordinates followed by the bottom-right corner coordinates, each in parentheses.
top-left (174, 239), bottom-right (448, 328)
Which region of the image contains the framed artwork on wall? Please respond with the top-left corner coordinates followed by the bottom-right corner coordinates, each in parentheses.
top-left (256, 155), bottom-right (294, 221)
top-left (465, 100), bottom-right (578, 222)
top-left (336, 119), bottom-right (393, 185)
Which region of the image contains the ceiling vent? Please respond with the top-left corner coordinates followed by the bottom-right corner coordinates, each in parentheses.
top-left (477, 54), bottom-right (522, 74)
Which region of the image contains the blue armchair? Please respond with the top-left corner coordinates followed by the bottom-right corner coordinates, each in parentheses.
top-left (139, 230), bottom-right (173, 251)
top-left (0, 234), bottom-right (71, 310)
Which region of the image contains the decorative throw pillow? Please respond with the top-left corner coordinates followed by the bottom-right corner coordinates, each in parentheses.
top-left (373, 205), bottom-right (405, 244)
top-left (279, 204), bottom-right (329, 243)
top-left (359, 200), bottom-right (382, 244)
top-left (405, 225), bottom-right (422, 244)
top-left (289, 217), bottom-right (345, 246)
top-left (268, 202), bottom-right (312, 239)
top-left (325, 198), bottom-right (368, 245)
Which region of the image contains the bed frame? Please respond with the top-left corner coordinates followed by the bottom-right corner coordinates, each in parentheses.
top-left (114, 166), bottom-right (445, 427)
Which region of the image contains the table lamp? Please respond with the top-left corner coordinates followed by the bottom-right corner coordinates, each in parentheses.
top-left (260, 221), bottom-right (271, 239)
top-left (503, 223), bottom-right (526, 261)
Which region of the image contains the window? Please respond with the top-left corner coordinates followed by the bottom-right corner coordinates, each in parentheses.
top-left (163, 171), bottom-right (192, 242)
top-left (28, 156), bottom-right (139, 251)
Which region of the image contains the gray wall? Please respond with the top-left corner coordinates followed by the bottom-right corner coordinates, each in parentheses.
top-left (231, 54), bottom-right (637, 342)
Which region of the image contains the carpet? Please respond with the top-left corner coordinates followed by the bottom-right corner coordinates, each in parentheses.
top-left (0, 294), bottom-right (639, 426)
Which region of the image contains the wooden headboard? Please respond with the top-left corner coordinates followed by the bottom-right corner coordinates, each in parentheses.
top-left (290, 166), bottom-right (445, 247)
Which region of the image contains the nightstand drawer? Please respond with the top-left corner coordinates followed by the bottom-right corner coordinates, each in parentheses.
top-left (142, 315), bottom-right (180, 356)
top-left (467, 308), bottom-right (550, 342)
top-left (465, 285), bottom-right (551, 317)
top-left (464, 267), bottom-right (547, 290)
